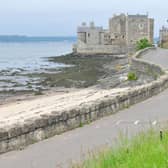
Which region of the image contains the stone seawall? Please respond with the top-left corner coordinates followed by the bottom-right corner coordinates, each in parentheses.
top-left (131, 47), bottom-right (165, 78)
top-left (0, 48), bottom-right (168, 154)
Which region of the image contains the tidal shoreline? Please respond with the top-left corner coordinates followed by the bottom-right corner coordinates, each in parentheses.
top-left (0, 48), bottom-right (165, 156)
top-left (0, 52), bottom-right (154, 105)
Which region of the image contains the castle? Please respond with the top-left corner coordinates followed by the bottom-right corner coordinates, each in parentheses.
top-left (73, 13), bottom-right (154, 54)
top-left (159, 26), bottom-right (168, 48)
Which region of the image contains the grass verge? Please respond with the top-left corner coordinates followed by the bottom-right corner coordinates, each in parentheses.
top-left (73, 129), bottom-right (168, 168)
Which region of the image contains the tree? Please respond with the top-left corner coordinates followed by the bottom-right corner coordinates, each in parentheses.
top-left (136, 38), bottom-right (153, 50)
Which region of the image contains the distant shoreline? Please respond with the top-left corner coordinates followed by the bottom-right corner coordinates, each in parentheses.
top-left (0, 36), bottom-right (76, 43)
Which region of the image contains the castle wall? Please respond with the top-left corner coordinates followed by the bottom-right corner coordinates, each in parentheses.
top-left (77, 32), bottom-right (86, 43)
top-left (86, 29), bottom-right (102, 45)
top-left (149, 18), bottom-right (154, 43)
top-left (75, 14), bottom-right (154, 54)
top-left (127, 15), bottom-right (149, 46)
top-left (108, 14), bottom-right (126, 45)
top-left (77, 24), bottom-right (104, 45)
top-left (109, 14), bottom-right (126, 35)
top-left (159, 27), bottom-right (168, 48)
top-left (76, 44), bottom-right (127, 54)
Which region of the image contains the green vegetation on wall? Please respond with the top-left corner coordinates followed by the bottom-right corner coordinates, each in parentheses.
top-left (127, 72), bottom-right (138, 81)
top-left (136, 38), bottom-right (153, 51)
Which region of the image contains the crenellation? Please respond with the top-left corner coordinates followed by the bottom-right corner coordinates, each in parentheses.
top-left (74, 13), bottom-right (154, 54)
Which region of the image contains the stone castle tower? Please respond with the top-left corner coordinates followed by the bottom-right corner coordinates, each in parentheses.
top-left (159, 26), bottom-right (168, 48)
top-left (74, 13), bottom-right (154, 54)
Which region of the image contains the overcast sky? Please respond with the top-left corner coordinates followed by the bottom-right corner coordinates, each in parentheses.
top-left (0, 0), bottom-right (167, 37)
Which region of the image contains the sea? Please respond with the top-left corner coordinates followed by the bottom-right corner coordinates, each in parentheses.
top-left (0, 36), bottom-right (158, 93)
top-left (0, 37), bottom-right (75, 71)
top-left (0, 36), bottom-right (76, 92)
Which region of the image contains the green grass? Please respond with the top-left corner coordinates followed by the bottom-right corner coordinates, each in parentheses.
top-left (73, 130), bottom-right (168, 168)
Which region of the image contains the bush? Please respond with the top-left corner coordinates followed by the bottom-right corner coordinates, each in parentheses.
top-left (127, 72), bottom-right (138, 81)
top-left (136, 38), bottom-right (153, 50)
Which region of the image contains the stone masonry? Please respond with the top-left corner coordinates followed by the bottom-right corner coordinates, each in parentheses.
top-left (0, 48), bottom-right (168, 154)
top-left (74, 13), bottom-right (154, 54)
top-left (159, 26), bottom-right (168, 48)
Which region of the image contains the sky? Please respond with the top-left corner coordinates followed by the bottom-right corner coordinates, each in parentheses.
top-left (0, 0), bottom-right (167, 37)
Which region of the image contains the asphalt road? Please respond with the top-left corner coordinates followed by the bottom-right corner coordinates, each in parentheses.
top-left (142, 48), bottom-right (168, 70)
top-left (0, 48), bottom-right (168, 168)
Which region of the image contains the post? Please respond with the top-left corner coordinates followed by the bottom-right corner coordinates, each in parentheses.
top-left (160, 130), bottom-right (163, 141)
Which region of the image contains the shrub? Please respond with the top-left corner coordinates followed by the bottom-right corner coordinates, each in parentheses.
top-left (136, 38), bottom-right (153, 50)
top-left (127, 72), bottom-right (138, 81)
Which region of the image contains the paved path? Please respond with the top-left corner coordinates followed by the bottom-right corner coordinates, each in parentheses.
top-left (142, 48), bottom-right (168, 70)
top-left (0, 48), bottom-right (168, 168)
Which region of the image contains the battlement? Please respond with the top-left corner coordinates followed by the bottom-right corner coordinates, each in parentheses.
top-left (74, 13), bottom-right (154, 54)
top-left (127, 14), bottom-right (148, 18)
top-left (77, 25), bottom-right (103, 33)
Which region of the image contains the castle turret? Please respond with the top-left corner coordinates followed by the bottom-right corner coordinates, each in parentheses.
top-left (77, 22), bottom-right (104, 45)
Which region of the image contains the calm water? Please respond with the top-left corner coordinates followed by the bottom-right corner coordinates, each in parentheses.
top-left (0, 41), bottom-right (74, 92)
top-left (0, 41), bottom-right (73, 71)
